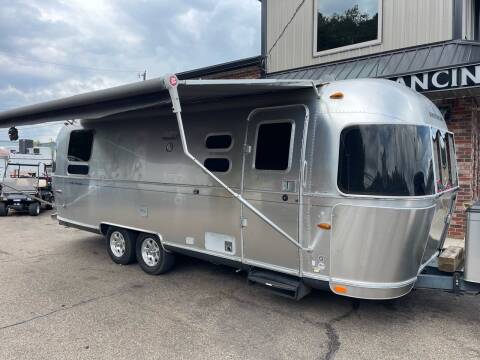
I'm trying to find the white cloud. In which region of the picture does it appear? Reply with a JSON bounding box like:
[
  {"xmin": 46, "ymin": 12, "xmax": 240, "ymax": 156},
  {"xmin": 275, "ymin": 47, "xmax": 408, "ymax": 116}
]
[{"xmin": 0, "ymin": 0, "xmax": 261, "ymax": 141}]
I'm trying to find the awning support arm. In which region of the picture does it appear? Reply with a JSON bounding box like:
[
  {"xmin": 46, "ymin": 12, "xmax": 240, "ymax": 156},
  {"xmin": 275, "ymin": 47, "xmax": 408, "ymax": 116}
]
[{"xmin": 164, "ymin": 75, "xmax": 314, "ymax": 253}]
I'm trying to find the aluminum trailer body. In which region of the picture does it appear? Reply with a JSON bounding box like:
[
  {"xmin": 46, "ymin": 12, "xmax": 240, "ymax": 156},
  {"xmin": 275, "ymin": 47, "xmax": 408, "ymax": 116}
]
[{"xmin": 0, "ymin": 76, "xmax": 474, "ymax": 300}]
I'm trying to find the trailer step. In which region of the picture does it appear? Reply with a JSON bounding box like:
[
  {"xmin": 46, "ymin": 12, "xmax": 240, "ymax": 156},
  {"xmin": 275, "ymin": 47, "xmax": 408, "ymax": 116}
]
[{"xmin": 247, "ymin": 269, "xmax": 311, "ymax": 300}]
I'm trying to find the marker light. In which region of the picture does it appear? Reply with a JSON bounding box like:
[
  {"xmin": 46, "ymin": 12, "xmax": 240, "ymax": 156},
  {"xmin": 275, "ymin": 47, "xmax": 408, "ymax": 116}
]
[
  {"xmin": 317, "ymin": 223, "xmax": 332, "ymax": 230},
  {"xmin": 334, "ymin": 285, "xmax": 348, "ymax": 294},
  {"xmin": 330, "ymin": 92, "xmax": 344, "ymax": 100},
  {"xmin": 169, "ymin": 75, "xmax": 178, "ymax": 87}
]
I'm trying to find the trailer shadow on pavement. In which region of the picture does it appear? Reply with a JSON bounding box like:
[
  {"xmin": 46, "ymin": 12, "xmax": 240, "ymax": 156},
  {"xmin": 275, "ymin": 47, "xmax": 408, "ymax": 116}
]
[{"xmin": 0, "ymin": 212, "xmax": 479, "ymax": 360}]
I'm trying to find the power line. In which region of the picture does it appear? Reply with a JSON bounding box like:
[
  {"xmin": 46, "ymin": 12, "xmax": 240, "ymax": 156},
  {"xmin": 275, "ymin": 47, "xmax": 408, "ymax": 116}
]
[
  {"xmin": 0, "ymin": 51, "xmax": 144, "ymax": 74},
  {"xmin": 267, "ymin": 0, "xmax": 306, "ymax": 57}
]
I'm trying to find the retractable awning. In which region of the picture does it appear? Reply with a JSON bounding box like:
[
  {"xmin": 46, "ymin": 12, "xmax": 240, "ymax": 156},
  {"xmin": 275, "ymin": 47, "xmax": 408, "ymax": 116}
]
[
  {"xmin": 0, "ymin": 76, "xmax": 316, "ymax": 127},
  {"xmin": 0, "ymin": 74, "xmax": 321, "ymax": 257}
]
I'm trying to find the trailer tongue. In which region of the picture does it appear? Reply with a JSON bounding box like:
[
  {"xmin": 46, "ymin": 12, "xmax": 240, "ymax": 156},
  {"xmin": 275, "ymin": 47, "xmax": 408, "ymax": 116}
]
[{"xmin": 416, "ymin": 202, "xmax": 480, "ymax": 295}]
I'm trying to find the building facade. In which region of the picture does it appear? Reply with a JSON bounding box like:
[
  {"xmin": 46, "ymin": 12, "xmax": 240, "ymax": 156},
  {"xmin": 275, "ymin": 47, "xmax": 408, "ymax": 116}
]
[
  {"xmin": 177, "ymin": 56, "xmax": 263, "ymax": 80},
  {"xmin": 260, "ymin": 0, "xmax": 480, "ymax": 239}
]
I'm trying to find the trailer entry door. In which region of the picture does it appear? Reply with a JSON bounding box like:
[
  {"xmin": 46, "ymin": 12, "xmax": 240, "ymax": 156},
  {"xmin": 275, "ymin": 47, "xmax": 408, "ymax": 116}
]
[{"xmin": 242, "ymin": 105, "xmax": 307, "ymax": 274}]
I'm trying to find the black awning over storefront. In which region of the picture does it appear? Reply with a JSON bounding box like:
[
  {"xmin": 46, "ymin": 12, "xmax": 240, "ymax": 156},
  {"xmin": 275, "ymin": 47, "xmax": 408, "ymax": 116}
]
[{"xmin": 268, "ymin": 40, "xmax": 480, "ymax": 96}]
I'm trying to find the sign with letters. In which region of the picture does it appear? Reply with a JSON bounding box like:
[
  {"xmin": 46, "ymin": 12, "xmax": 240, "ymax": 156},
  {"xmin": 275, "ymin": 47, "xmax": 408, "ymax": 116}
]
[{"xmin": 391, "ymin": 64, "xmax": 480, "ymax": 92}]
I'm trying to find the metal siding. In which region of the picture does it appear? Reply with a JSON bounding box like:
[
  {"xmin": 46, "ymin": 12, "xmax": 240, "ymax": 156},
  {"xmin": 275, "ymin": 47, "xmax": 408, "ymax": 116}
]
[{"xmin": 267, "ymin": 0, "xmax": 453, "ymax": 73}]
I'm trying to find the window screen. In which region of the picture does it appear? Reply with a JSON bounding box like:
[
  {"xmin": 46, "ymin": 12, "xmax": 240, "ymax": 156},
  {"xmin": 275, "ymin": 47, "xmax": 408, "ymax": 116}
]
[
  {"xmin": 68, "ymin": 130, "xmax": 94, "ymax": 162},
  {"xmin": 254, "ymin": 122, "xmax": 293, "ymax": 171},
  {"xmin": 206, "ymin": 134, "xmax": 232, "ymax": 150},
  {"xmin": 204, "ymin": 158, "xmax": 230, "ymax": 173}
]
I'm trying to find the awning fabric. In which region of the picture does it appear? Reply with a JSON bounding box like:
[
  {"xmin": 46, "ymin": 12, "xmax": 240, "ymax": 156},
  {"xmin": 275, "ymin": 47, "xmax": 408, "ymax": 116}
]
[{"xmin": 0, "ymin": 77, "xmax": 315, "ymax": 127}]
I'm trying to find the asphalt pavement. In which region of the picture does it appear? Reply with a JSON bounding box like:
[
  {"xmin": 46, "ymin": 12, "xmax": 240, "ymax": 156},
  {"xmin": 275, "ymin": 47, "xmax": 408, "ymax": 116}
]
[{"xmin": 0, "ymin": 211, "xmax": 479, "ymax": 360}]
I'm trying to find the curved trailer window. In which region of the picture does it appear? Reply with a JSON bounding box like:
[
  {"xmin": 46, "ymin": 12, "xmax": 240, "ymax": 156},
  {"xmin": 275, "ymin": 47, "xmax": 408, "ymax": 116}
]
[
  {"xmin": 432, "ymin": 131, "xmax": 458, "ymax": 192},
  {"xmin": 338, "ymin": 125, "xmax": 435, "ymax": 196}
]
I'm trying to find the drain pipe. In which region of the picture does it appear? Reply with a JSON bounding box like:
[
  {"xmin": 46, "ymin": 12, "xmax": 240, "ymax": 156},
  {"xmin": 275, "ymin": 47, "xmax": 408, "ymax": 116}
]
[{"xmin": 164, "ymin": 75, "xmax": 313, "ymax": 252}]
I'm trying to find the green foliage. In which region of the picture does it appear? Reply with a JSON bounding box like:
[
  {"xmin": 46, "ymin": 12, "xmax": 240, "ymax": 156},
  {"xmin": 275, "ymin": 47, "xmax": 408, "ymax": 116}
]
[{"xmin": 317, "ymin": 5, "xmax": 378, "ymax": 52}]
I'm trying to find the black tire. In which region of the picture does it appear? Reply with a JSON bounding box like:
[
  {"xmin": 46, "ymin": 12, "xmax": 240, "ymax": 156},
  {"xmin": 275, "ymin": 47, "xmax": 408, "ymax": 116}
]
[
  {"xmin": 28, "ymin": 202, "xmax": 40, "ymax": 216},
  {"xmin": 106, "ymin": 227, "xmax": 136, "ymax": 265},
  {"xmin": 0, "ymin": 203, "xmax": 7, "ymax": 217},
  {"xmin": 136, "ymin": 233, "xmax": 175, "ymax": 275}
]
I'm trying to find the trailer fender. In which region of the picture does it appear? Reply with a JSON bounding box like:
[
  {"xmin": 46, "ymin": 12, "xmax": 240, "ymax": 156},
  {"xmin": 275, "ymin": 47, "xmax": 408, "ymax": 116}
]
[{"xmin": 99, "ymin": 222, "xmax": 172, "ymax": 253}]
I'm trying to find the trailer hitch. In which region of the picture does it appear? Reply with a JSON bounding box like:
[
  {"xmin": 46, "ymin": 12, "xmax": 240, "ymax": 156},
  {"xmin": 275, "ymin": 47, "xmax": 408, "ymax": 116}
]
[{"xmin": 415, "ymin": 266, "xmax": 480, "ymax": 295}]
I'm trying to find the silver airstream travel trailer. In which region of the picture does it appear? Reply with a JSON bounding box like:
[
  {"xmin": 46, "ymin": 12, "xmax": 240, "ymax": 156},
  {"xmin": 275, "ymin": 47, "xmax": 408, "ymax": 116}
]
[{"xmin": 0, "ymin": 75, "xmax": 478, "ymax": 300}]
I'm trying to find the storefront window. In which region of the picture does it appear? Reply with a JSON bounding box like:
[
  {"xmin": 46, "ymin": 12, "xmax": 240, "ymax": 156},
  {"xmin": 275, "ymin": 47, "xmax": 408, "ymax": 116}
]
[
  {"xmin": 316, "ymin": 0, "xmax": 380, "ymax": 53},
  {"xmin": 338, "ymin": 125, "xmax": 435, "ymax": 196}
]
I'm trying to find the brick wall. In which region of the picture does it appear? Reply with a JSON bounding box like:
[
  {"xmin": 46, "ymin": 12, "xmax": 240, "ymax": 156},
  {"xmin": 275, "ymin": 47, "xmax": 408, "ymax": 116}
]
[{"xmin": 435, "ymin": 97, "xmax": 479, "ymax": 239}]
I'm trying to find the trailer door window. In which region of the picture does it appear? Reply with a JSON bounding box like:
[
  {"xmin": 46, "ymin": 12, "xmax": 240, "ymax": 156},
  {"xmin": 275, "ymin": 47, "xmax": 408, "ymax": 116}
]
[
  {"xmin": 68, "ymin": 130, "xmax": 94, "ymax": 162},
  {"xmin": 254, "ymin": 121, "xmax": 293, "ymax": 171},
  {"xmin": 338, "ymin": 125, "xmax": 435, "ymax": 196}
]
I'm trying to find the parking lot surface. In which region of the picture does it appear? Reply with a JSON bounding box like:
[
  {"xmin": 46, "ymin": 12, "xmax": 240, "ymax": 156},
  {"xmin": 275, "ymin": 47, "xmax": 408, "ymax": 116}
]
[{"xmin": 0, "ymin": 211, "xmax": 479, "ymax": 360}]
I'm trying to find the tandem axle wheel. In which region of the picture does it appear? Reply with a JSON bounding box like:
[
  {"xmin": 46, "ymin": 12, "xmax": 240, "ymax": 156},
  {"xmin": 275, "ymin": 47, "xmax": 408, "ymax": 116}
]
[{"xmin": 104, "ymin": 226, "xmax": 175, "ymax": 275}]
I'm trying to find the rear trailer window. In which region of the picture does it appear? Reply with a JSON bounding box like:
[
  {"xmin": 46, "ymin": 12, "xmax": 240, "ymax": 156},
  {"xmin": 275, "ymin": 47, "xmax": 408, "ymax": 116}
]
[{"xmin": 338, "ymin": 125, "xmax": 435, "ymax": 196}]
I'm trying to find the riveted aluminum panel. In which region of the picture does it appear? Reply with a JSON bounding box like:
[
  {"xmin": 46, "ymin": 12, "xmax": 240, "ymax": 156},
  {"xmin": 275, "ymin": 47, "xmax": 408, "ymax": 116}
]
[{"xmin": 331, "ymin": 204, "xmax": 436, "ymax": 285}]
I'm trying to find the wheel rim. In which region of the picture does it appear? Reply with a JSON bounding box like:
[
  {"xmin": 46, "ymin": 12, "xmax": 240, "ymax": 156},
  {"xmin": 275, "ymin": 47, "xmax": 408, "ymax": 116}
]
[
  {"xmin": 141, "ymin": 238, "xmax": 161, "ymax": 267},
  {"xmin": 110, "ymin": 231, "xmax": 126, "ymax": 258},
  {"xmin": 35, "ymin": 204, "xmax": 40, "ymax": 215}
]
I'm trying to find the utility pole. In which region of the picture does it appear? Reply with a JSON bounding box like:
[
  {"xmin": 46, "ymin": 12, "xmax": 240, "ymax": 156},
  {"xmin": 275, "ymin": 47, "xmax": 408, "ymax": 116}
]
[{"xmin": 139, "ymin": 70, "xmax": 147, "ymax": 81}]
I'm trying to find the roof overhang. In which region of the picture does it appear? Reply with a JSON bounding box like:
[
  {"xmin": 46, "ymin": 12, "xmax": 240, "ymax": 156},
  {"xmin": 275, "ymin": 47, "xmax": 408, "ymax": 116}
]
[
  {"xmin": 0, "ymin": 76, "xmax": 316, "ymax": 127},
  {"xmin": 269, "ymin": 40, "xmax": 480, "ymax": 98}
]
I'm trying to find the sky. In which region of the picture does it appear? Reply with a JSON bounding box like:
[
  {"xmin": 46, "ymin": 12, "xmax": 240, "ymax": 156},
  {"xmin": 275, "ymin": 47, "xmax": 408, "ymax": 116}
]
[{"xmin": 0, "ymin": 0, "xmax": 261, "ymax": 142}]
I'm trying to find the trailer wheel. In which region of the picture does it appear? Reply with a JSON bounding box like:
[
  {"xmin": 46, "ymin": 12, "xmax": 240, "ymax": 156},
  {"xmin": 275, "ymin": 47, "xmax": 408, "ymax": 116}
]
[
  {"xmin": 106, "ymin": 227, "xmax": 136, "ymax": 265},
  {"xmin": 136, "ymin": 233, "xmax": 174, "ymax": 275},
  {"xmin": 28, "ymin": 202, "xmax": 40, "ymax": 216},
  {"xmin": 0, "ymin": 203, "xmax": 7, "ymax": 217}
]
